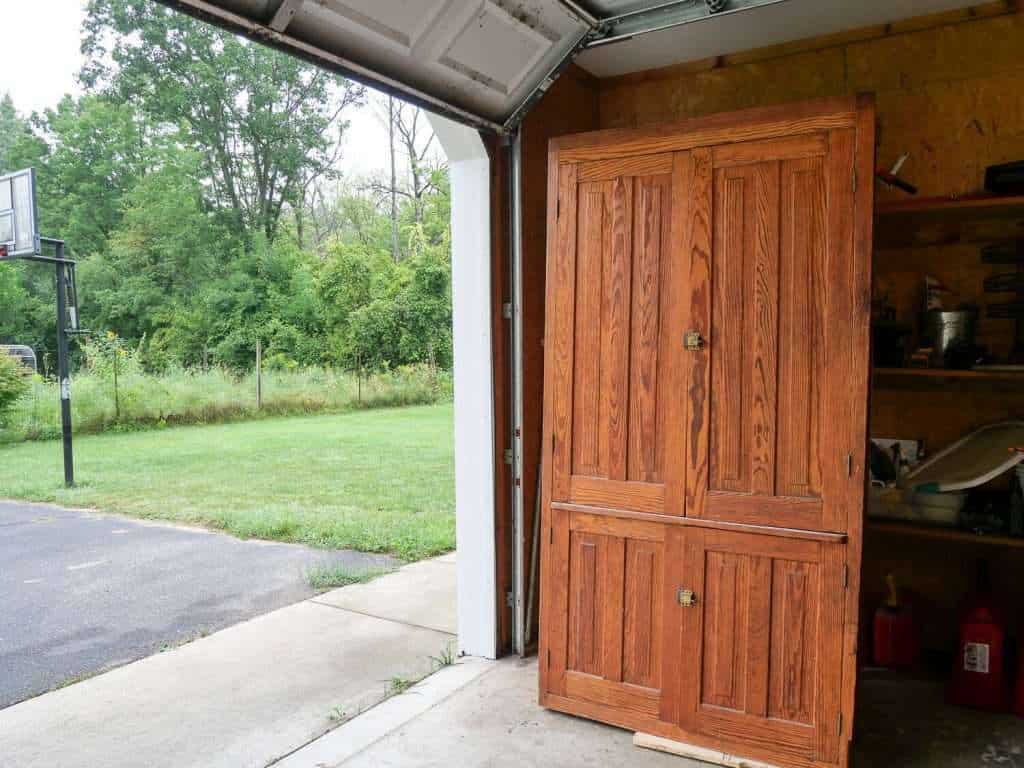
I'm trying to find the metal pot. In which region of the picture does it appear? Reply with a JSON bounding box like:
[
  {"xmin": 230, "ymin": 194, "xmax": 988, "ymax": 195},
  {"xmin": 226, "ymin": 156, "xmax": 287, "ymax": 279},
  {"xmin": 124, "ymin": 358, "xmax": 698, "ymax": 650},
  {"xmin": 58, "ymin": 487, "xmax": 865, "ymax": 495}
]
[{"xmin": 921, "ymin": 309, "xmax": 977, "ymax": 368}]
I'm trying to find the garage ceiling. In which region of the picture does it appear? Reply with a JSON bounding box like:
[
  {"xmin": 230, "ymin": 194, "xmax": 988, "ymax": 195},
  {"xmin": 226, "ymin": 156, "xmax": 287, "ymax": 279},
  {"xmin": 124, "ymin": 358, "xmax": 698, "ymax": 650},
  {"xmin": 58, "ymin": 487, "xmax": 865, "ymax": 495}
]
[{"xmin": 157, "ymin": 0, "xmax": 990, "ymax": 131}]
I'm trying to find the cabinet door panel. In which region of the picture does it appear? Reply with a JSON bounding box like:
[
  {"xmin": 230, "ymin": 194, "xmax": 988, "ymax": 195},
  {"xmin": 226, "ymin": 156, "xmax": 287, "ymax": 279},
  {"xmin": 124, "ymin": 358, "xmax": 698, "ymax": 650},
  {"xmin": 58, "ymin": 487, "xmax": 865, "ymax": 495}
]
[
  {"xmin": 686, "ymin": 131, "xmax": 863, "ymax": 533},
  {"xmin": 678, "ymin": 529, "xmax": 845, "ymax": 765},
  {"xmin": 548, "ymin": 154, "xmax": 689, "ymax": 515},
  {"xmin": 546, "ymin": 510, "xmax": 665, "ymax": 717}
]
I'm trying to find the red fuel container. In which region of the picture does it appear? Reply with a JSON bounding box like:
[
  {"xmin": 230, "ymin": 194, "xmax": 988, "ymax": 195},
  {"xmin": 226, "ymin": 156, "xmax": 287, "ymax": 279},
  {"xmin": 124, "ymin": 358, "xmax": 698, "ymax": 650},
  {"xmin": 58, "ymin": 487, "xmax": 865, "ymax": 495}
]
[
  {"xmin": 873, "ymin": 574, "xmax": 916, "ymax": 668},
  {"xmin": 950, "ymin": 562, "xmax": 1008, "ymax": 712}
]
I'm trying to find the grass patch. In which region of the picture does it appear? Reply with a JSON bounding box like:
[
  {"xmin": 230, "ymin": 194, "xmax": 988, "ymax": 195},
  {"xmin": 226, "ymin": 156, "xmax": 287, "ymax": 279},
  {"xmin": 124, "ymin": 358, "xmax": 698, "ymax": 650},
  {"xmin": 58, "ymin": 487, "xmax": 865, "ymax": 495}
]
[
  {"xmin": 306, "ymin": 564, "xmax": 393, "ymax": 590},
  {"xmin": 0, "ymin": 403, "xmax": 455, "ymax": 561},
  {"xmin": 388, "ymin": 676, "xmax": 414, "ymax": 695}
]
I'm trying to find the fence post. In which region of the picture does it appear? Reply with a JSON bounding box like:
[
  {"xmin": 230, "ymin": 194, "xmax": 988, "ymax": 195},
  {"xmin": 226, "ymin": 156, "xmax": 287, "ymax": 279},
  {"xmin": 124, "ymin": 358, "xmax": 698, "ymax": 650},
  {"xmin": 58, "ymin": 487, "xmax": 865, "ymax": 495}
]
[{"xmin": 256, "ymin": 337, "xmax": 262, "ymax": 410}]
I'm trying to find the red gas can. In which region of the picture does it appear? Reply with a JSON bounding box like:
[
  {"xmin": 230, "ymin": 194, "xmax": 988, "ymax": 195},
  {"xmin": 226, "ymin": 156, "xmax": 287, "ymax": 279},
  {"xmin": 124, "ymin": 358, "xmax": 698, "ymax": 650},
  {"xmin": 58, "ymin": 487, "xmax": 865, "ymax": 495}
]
[
  {"xmin": 950, "ymin": 561, "xmax": 1008, "ymax": 712},
  {"xmin": 873, "ymin": 574, "xmax": 916, "ymax": 668}
]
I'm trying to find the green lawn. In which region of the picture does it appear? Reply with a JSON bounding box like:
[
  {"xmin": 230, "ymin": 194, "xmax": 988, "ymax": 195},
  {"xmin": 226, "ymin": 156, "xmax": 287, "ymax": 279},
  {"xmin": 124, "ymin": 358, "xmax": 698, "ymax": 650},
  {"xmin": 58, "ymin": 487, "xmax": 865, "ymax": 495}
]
[{"xmin": 0, "ymin": 403, "xmax": 455, "ymax": 561}]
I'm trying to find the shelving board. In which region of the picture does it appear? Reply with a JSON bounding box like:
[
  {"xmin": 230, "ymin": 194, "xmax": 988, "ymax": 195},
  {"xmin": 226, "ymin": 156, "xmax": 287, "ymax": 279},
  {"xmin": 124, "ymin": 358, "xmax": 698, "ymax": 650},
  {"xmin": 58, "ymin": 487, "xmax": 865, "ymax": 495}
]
[
  {"xmin": 874, "ymin": 194, "xmax": 1024, "ymax": 248},
  {"xmin": 868, "ymin": 519, "xmax": 1024, "ymax": 549}
]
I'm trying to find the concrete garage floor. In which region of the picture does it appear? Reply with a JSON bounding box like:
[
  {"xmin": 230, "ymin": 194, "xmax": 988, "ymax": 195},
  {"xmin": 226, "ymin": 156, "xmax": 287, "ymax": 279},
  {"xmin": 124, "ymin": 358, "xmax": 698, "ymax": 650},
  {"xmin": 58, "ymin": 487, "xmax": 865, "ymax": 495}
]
[
  {"xmin": 281, "ymin": 659, "xmax": 1024, "ymax": 767},
  {"xmin": 0, "ymin": 500, "xmax": 399, "ymax": 707},
  {"xmin": 0, "ymin": 552, "xmax": 457, "ymax": 768}
]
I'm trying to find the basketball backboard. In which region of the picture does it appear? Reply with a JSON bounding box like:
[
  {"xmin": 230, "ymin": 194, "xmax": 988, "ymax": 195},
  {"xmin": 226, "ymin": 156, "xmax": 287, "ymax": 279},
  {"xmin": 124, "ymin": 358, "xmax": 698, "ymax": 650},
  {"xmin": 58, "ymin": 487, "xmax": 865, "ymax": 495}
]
[{"xmin": 0, "ymin": 168, "xmax": 40, "ymax": 259}]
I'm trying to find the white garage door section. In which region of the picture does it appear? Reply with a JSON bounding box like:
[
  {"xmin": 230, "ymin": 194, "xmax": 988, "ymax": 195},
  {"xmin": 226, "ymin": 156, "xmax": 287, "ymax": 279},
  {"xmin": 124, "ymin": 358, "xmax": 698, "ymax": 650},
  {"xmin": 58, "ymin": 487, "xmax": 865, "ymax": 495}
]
[
  {"xmin": 158, "ymin": 0, "xmax": 590, "ymax": 131},
  {"xmin": 160, "ymin": 0, "xmax": 988, "ymax": 131}
]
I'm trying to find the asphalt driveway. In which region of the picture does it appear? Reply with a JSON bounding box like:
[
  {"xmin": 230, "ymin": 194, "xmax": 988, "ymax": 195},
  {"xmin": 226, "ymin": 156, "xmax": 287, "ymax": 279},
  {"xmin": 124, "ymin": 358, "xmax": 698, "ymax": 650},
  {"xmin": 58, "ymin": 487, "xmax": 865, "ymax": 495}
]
[{"xmin": 0, "ymin": 500, "xmax": 399, "ymax": 708}]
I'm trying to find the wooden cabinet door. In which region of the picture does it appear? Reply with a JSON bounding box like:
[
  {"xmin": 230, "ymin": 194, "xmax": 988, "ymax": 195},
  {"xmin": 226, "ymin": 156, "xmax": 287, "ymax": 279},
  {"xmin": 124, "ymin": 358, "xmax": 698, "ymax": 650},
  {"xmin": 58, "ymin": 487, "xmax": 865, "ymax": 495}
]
[
  {"xmin": 545, "ymin": 152, "xmax": 689, "ymax": 516},
  {"xmin": 542, "ymin": 508, "xmax": 669, "ymax": 717},
  {"xmin": 684, "ymin": 131, "xmax": 870, "ymax": 533},
  {"xmin": 670, "ymin": 529, "xmax": 847, "ymax": 767},
  {"xmin": 541, "ymin": 99, "xmax": 873, "ymax": 768}
]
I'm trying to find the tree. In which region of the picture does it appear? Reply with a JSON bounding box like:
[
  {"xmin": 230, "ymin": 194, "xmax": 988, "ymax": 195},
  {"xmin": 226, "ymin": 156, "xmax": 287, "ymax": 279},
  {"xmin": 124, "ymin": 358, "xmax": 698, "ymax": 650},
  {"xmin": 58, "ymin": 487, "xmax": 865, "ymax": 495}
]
[
  {"xmin": 367, "ymin": 97, "xmax": 446, "ymax": 261},
  {"xmin": 0, "ymin": 94, "xmax": 32, "ymax": 173},
  {"xmin": 82, "ymin": 0, "xmax": 365, "ymax": 245}
]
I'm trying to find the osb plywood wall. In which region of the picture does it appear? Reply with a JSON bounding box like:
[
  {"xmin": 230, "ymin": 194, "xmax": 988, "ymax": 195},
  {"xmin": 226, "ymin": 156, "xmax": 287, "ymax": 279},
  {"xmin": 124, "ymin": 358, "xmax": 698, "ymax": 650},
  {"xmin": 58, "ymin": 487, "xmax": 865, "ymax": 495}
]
[
  {"xmin": 594, "ymin": 3, "xmax": 1024, "ymax": 641},
  {"xmin": 598, "ymin": 3, "xmax": 1024, "ymax": 203},
  {"xmin": 600, "ymin": 3, "xmax": 1024, "ymax": 451}
]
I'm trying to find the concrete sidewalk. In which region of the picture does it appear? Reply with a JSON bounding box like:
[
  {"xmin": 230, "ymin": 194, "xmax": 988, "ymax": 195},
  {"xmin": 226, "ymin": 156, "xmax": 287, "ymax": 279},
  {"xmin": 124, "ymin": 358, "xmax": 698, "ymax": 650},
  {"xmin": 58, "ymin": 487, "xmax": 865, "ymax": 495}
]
[
  {"xmin": 0, "ymin": 553, "xmax": 457, "ymax": 768},
  {"xmin": 275, "ymin": 656, "xmax": 687, "ymax": 768}
]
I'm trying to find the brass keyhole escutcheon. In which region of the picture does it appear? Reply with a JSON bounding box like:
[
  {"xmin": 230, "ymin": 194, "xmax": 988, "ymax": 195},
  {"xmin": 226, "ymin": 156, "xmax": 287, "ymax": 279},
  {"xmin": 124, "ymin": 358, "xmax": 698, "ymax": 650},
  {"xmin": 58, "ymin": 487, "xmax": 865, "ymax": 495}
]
[
  {"xmin": 683, "ymin": 331, "xmax": 705, "ymax": 351},
  {"xmin": 677, "ymin": 588, "xmax": 698, "ymax": 607}
]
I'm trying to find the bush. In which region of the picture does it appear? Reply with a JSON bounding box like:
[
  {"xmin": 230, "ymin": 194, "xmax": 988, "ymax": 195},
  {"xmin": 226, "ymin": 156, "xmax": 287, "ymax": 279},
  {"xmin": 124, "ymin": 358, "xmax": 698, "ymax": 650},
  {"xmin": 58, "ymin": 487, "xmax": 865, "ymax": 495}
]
[
  {"xmin": 2, "ymin": 363, "xmax": 452, "ymax": 442},
  {"xmin": 0, "ymin": 354, "xmax": 30, "ymax": 425}
]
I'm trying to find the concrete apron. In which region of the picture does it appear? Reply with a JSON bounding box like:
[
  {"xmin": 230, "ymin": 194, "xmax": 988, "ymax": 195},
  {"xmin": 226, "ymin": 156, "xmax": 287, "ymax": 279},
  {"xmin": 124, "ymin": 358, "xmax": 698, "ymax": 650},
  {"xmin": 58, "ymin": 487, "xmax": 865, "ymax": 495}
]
[{"xmin": 0, "ymin": 555, "xmax": 457, "ymax": 768}]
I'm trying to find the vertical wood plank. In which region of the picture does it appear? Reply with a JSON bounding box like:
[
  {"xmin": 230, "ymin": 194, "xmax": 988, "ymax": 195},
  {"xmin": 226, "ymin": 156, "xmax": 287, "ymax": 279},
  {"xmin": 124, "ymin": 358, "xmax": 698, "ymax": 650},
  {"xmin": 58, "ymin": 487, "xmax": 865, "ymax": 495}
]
[
  {"xmin": 549, "ymin": 163, "xmax": 578, "ymax": 501},
  {"xmin": 601, "ymin": 177, "xmax": 634, "ymax": 481},
  {"xmin": 816, "ymin": 542, "xmax": 846, "ymax": 764},
  {"xmin": 701, "ymin": 552, "xmax": 747, "ymax": 709},
  {"xmin": 629, "ymin": 176, "xmax": 666, "ymax": 483},
  {"xmin": 777, "ymin": 158, "xmax": 826, "ymax": 499},
  {"xmin": 684, "ymin": 149, "xmax": 712, "ymax": 518},
  {"xmin": 767, "ymin": 558, "xmax": 817, "ymax": 725},
  {"xmin": 748, "ymin": 161, "xmax": 781, "ymax": 496},
  {"xmin": 603, "ymin": 535, "xmax": 626, "ymax": 683},
  {"xmin": 745, "ymin": 554, "xmax": 773, "ymax": 718},
  {"xmin": 570, "ymin": 533, "xmax": 605, "ymax": 675},
  {"xmin": 663, "ymin": 152, "xmax": 694, "ymax": 517},
  {"xmin": 541, "ymin": 506, "xmax": 571, "ymax": 697},
  {"xmin": 573, "ymin": 182, "xmax": 606, "ymax": 477},
  {"xmin": 822, "ymin": 128, "xmax": 857, "ymax": 534},
  {"xmin": 659, "ymin": 524, "xmax": 686, "ymax": 724},
  {"xmin": 678, "ymin": 528, "xmax": 706, "ymax": 731},
  {"xmin": 711, "ymin": 168, "xmax": 747, "ymax": 492},
  {"xmin": 623, "ymin": 539, "xmax": 663, "ymax": 689}
]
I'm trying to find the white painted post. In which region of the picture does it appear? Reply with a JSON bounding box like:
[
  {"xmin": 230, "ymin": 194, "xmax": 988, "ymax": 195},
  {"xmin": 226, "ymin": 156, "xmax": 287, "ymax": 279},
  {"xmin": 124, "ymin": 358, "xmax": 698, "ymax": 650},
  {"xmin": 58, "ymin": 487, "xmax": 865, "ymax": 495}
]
[{"xmin": 428, "ymin": 113, "xmax": 498, "ymax": 660}]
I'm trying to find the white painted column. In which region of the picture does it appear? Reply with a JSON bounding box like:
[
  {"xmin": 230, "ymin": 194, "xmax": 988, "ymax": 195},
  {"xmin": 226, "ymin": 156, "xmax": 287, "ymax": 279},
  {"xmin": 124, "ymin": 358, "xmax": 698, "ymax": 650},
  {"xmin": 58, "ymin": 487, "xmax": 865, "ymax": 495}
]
[{"xmin": 428, "ymin": 114, "xmax": 497, "ymax": 659}]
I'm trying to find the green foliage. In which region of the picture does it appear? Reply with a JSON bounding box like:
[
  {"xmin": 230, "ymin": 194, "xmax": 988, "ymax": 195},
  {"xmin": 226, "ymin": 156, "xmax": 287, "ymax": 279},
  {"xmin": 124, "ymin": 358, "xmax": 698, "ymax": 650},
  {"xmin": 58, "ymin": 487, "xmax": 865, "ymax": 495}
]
[
  {"xmin": 3, "ymin": 364, "xmax": 450, "ymax": 442},
  {"xmin": 83, "ymin": 0, "xmax": 364, "ymax": 244},
  {"xmin": 0, "ymin": 354, "xmax": 30, "ymax": 425},
  {"xmin": 0, "ymin": 5, "xmax": 453, "ymax": 384}
]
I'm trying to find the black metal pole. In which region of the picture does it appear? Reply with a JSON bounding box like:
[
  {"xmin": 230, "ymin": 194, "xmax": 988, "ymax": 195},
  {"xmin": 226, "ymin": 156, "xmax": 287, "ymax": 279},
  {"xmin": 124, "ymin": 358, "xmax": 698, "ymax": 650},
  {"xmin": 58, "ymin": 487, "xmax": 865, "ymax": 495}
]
[{"xmin": 54, "ymin": 242, "xmax": 74, "ymax": 487}]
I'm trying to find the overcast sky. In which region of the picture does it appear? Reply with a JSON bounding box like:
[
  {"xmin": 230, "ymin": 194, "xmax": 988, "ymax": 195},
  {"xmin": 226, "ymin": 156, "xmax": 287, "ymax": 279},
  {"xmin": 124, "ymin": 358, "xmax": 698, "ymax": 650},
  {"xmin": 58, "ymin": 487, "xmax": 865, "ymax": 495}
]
[{"xmin": 0, "ymin": 0, "xmax": 404, "ymax": 178}]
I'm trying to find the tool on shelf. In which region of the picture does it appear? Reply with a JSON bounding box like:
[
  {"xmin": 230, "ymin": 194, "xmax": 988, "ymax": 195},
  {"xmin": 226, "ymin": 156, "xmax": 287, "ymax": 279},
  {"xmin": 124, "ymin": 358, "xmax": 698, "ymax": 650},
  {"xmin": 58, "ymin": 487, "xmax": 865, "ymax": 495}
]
[
  {"xmin": 982, "ymin": 240, "xmax": 1024, "ymax": 363},
  {"xmin": 876, "ymin": 152, "xmax": 918, "ymax": 195}
]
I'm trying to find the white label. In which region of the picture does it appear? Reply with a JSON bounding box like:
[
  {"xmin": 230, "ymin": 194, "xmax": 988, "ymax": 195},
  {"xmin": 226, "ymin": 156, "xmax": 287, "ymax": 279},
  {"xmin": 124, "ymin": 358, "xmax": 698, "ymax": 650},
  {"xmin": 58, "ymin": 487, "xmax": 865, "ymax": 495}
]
[
  {"xmin": 963, "ymin": 642, "xmax": 990, "ymax": 674},
  {"xmin": 60, "ymin": 378, "xmax": 70, "ymax": 400}
]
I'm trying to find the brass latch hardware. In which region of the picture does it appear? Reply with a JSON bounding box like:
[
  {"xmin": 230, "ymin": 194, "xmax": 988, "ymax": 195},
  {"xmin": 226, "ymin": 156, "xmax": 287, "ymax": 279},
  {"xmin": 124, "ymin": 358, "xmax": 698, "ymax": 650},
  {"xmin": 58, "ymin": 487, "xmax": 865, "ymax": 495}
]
[
  {"xmin": 683, "ymin": 331, "xmax": 706, "ymax": 352},
  {"xmin": 677, "ymin": 588, "xmax": 698, "ymax": 607}
]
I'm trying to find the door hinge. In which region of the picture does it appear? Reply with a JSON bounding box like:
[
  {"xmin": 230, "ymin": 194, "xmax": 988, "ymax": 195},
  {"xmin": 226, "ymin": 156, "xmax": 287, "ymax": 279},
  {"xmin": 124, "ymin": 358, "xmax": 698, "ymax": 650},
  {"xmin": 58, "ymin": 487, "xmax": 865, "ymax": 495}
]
[
  {"xmin": 551, "ymin": 432, "xmax": 556, "ymax": 454},
  {"xmin": 547, "ymin": 649, "xmax": 551, "ymax": 668},
  {"xmin": 503, "ymin": 448, "xmax": 514, "ymax": 465},
  {"xmin": 557, "ymin": 198, "xmax": 561, "ymax": 219},
  {"xmin": 502, "ymin": 302, "xmax": 513, "ymax": 320},
  {"xmin": 549, "ymin": 525, "xmax": 554, "ymax": 545},
  {"xmin": 842, "ymin": 564, "xmax": 849, "ymax": 589},
  {"xmin": 506, "ymin": 591, "xmax": 514, "ymax": 608},
  {"xmin": 852, "ymin": 169, "xmax": 857, "ymax": 193},
  {"xmin": 838, "ymin": 712, "xmax": 843, "ymax": 734},
  {"xmin": 846, "ymin": 453, "xmax": 853, "ymax": 477}
]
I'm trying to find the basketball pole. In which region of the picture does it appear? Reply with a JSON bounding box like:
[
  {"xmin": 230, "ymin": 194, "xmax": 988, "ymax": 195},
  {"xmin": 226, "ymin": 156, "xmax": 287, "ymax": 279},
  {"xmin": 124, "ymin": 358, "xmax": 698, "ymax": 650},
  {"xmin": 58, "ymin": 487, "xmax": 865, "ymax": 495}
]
[{"xmin": 54, "ymin": 242, "xmax": 74, "ymax": 487}]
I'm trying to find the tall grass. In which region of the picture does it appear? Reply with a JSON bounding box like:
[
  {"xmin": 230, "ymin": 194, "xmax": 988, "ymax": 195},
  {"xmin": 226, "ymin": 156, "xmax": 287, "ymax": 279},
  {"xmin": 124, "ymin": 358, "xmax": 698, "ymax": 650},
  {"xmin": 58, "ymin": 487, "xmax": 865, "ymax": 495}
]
[{"xmin": 3, "ymin": 364, "xmax": 451, "ymax": 443}]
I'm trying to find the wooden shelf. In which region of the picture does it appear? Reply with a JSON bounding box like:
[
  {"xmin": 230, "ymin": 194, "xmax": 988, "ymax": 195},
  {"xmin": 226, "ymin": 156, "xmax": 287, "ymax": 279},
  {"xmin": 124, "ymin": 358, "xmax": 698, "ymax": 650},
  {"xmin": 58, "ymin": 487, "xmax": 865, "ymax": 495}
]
[
  {"xmin": 874, "ymin": 193, "xmax": 1024, "ymax": 248},
  {"xmin": 873, "ymin": 367, "xmax": 1024, "ymax": 386},
  {"xmin": 868, "ymin": 519, "xmax": 1024, "ymax": 549}
]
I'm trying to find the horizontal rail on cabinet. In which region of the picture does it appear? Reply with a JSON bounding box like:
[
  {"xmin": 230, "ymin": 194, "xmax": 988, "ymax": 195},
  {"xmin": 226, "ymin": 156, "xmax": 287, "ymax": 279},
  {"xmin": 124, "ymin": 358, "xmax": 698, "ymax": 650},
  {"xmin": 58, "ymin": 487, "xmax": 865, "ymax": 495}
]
[{"xmin": 549, "ymin": 501, "xmax": 848, "ymax": 543}]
